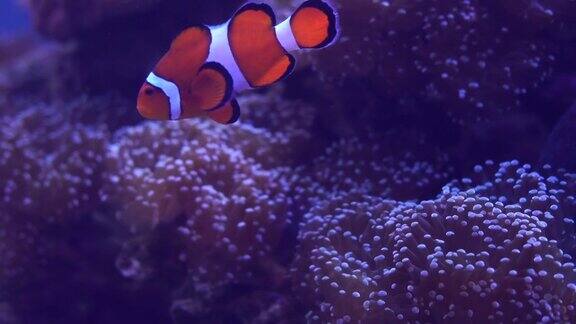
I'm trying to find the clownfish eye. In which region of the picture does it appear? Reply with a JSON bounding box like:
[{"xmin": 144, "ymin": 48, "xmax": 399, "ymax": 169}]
[{"xmin": 144, "ymin": 88, "xmax": 154, "ymax": 96}]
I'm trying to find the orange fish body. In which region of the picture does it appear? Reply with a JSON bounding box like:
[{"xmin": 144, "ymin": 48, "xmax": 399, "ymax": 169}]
[{"xmin": 137, "ymin": 0, "xmax": 339, "ymax": 124}]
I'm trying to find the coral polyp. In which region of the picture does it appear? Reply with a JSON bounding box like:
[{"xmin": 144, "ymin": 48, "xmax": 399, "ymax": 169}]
[
  {"xmin": 0, "ymin": 103, "xmax": 108, "ymax": 222},
  {"xmin": 310, "ymin": 0, "xmax": 565, "ymax": 123},
  {"xmin": 294, "ymin": 162, "xmax": 576, "ymax": 323}
]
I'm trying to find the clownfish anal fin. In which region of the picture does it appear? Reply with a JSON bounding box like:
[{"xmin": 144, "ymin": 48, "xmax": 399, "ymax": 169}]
[
  {"xmin": 190, "ymin": 62, "xmax": 233, "ymax": 111},
  {"xmin": 228, "ymin": 3, "xmax": 295, "ymax": 88},
  {"xmin": 207, "ymin": 98, "xmax": 241, "ymax": 124}
]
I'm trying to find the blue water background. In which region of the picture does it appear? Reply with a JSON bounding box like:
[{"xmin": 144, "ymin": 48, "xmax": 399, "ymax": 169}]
[{"xmin": 0, "ymin": 0, "xmax": 31, "ymax": 35}]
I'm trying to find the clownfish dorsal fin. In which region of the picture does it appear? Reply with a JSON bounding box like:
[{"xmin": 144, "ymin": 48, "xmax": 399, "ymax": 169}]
[
  {"xmin": 207, "ymin": 98, "xmax": 241, "ymax": 124},
  {"xmin": 190, "ymin": 62, "xmax": 233, "ymax": 111},
  {"xmin": 171, "ymin": 25, "xmax": 212, "ymax": 51},
  {"xmin": 228, "ymin": 3, "xmax": 295, "ymax": 88},
  {"xmin": 156, "ymin": 25, "xmax": 212, "ymax": 80},
  {"xmin": 289, "ymin": 0, "xmax": 339, "ymax": 49}
]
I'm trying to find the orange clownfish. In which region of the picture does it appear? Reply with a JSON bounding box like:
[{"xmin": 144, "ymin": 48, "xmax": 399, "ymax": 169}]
[{"xmin": 136, "ymin": 0, "xmax": 339, "ymax": 124}]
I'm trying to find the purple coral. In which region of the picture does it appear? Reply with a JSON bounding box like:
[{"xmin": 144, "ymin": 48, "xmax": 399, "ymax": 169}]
[
  {"xmin": 541, "ymin": 103, "xmax": 576, "ymax": 172},
  {"xmin": 0, "ymin": 211, "xmax": 44, "ymax": 289},
  {"xmin": 0, "ymin": 100, "xmax": 109, "ymax": 308},
  {"xmin": 296, "ymin": 132, "xmax": 454, "ymax": 205},
  {"xmin": 102, "ymin": 118, "xmax": 300, "ymax": 293},
  {"xmin": 310, "ymin": 0, "xmax": 564, "ymax": 122},
  {"xmin": 449, "ymin": 160, "xmax": 576, "ymax": 253},
  {"xmin": 294, "ymin": 161, "xmax": 576, "ymax": 322},
  {"xmin": 0, "ymin": 103, "xmax": 108, "ymax": 222}
]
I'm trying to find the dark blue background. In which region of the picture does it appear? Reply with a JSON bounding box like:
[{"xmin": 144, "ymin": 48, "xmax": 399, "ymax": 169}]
[{"xmin": 0, "ymin": 0, "xmax": 30, "ymax": 34}]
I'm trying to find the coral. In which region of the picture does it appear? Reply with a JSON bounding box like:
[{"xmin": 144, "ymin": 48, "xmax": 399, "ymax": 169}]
[
  {"xmin": 309, "ymin": 0, "xmax": 563, "ymax": 123},
  {"xmin": 20, "ymin": 0, "xmax": 246, "ymax": 96},
  {"xmin": 0, "ymin": 35, "xmax": 66, "ymax": 97},
  {"xmin": 21, "ymin": 0, "xmax": 161, "ymax": 39},
  {"xmin": 0, "ymin": 103, "xmax": 108, "ymax": 222},
  {"xmin": 296, "ymin": 131, "xmax": 455, "ymax": 205},
  {"xmin": 0, "ymin": 303, "xmax": 18, "ymax": 324},
  {"xmin": 237, "ymin": 87, "xmax": 319, "ymax": 166},
  {"xmin": 0, "ymin": 211, "xmax": 45, "ymax": 290},
  {"xmin": 540, "ymin": 103, "xmax": 576, "ymax": 172},
  {"xmin": 102, "ymin": 116, "xmax": 306, "ymax": 295},
  {"xmin": 0, "ymin": 100, "xmax": 112, "ymax": 313},
  {"xmin": 21, "ymin": 0, "xmax": 249, "ymax": 40},
  {"xmin": 294, "ymin": 161, "xmax": 576, "ymax": 323},
  {"xmin": 450, "ymin": 160, "xmax": 576, "ymax": 253},
  {"xmin": 493, "ymin": 0, "xmax": 576, "ymax": 32},
  {"xmin": 451, "ymin": 111, "xmax": 548, "ymax": 169},
  {"xmin": 172, "ymin": 289, "xmax": 300, "ymax": 323},
  {"xmin": 240, "ymin": 87, "xmax": 316, "ymax": 138}
]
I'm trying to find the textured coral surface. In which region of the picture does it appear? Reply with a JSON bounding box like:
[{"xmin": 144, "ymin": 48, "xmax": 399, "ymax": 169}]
[
  {"xmin": 103, "ymin": 119, "xmax": 295, "ymax": 292},
  {"xmin": 310, "ymin": 0, "xmax": 574, "ymax": 124},
  {"xmin": 294, "ymin": 161, "xmax": 576, "ymax": 323}
]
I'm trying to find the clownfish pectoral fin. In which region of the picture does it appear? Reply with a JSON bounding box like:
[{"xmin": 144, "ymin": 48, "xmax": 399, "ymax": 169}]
[
  {"xmin": 228, "ymin": 3, "xmax": 295, "ymax": 88},
  {"xmin": 290, "ymin": 0, "xmax": 339, "ymax": 49},
  {"xmin": 190, "ymin": 62, "xmax": 233, "ymax": 111},
  {"xmin": 156, "ymin": 25, "xmax": 212, "ymax": 78},
  {"xmin": 207, "ymin": 98, "xmax": 241, "ymax": 124}
]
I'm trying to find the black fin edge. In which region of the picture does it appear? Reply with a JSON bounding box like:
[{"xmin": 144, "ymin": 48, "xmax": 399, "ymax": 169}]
[
  {"xmin": 172, "ymin": 24, "xmax": 213, "ymax": 48},
  {"xmin": 233, "ymin": 3, "xmax": 277, "ymax": 26},
  {"xmin": 199, "ymin": 61, "xmax": 234, "ymax": 111},
  {"xmin": 292, "ymin": 0, "xmax": 339, "ymax": 49},
  {"xmin": 276, "ymin": 53, "xmax": 296, "ymax": 85},
  {"xmin": 226, "ymin": 98, "xmax": 241, "ymax": 124}
]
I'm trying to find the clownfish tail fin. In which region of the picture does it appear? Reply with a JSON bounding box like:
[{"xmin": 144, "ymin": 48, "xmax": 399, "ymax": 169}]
[{"xmin": 289, "ymin": 0, "xmax": 339, "ymax": 49}]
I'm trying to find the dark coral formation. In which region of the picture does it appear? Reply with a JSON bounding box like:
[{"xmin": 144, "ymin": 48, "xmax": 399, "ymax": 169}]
[
  {"xmin": 294, "ymin": 161, "xmax": 576, "ymax": 323},
  {"xmin": 451, "ymin": 111, "xmax": 548, "ymax": 169},
  {"xmin": 0, "ymin": 35, "xmax": 66, "ymax": 97},
  {"xmin": 0, "ymin": 103, "xmax": 108, "ymax": 222},
  {"xmin": 21, "ymin": 0, "xmax": 161, "ymax": 39},
  {"xmin": 309, "ymin": 0, "xmax": 574, "ymax": 123},
  {"xmin": 0, "ymin": 211, "xmax": 44, "ymax": 289},
  {"xmin": 495, "ymin": 0, "xmax": 576, "ymax": 32},
  {"xmin": 540, "ymin": 103, "xmax": 576, "ymax": 172},
  {"xmin": 452, "ymin": 160, "xmax": 576, "ymax": 253},
  {"xmin": 99, "ymin": 89, "xmax": 472, "ymax": 321},
  {"xmin": 21, "ymin": 0, "xmax": 246, "ymax": 40},
  {"xmin": 21, "ymin": 0, "xmax": 247, "ymax": 96},
  {"xmin": 0, "ymin": 100, "xmax": 113, "ymax": 321},
  {"xmin": 102, "ymin": 119, "xmax": 299, "ymax": 296},
  {"xmin": 100, "ymin": 93, "xmax": 323, "ymax": 321},
  {"xmin": 296, "ymin": 132, "xmax": 455, "ymax": 204}
]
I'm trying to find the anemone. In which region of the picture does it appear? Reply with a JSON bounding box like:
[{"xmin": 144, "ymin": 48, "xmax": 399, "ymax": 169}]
[
  {"xmin": 294, "ymin": 161, "xmax": 576, "ymax": 323},
  {"xmin": 0, "ymin": 104, "xmax": 108, "ymax": 222},
  {"xmin": 295, "ymin": 132, "xmax": 454, "ymax": 207},
  {"xmin": 0, "ymin": 211, "xmax": 43, "ymax": 290},
  {"xmin": 102, "ymin": 117, "xmax": 302, "ymax": 294},
  {"xmin": 309, "ymin": 0, "xmax": 567, "ymax": 123}
]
